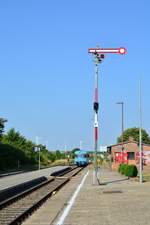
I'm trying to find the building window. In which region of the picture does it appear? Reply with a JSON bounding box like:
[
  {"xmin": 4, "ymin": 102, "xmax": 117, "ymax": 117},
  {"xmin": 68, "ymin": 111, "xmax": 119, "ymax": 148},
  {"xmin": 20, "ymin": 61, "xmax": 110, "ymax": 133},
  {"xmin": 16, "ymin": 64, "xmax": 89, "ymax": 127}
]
[{"xmin": 127, "ymin": 152, "xmax": 135, "ymax": 160}]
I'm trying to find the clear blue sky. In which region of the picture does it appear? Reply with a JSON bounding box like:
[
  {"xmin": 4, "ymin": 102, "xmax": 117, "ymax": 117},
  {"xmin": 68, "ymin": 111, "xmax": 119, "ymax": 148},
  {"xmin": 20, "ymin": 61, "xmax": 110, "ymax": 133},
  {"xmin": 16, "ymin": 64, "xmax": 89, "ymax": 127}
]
[{"xmin": 0, "ymin": 0, "xmax": 150, "ymax": 151}]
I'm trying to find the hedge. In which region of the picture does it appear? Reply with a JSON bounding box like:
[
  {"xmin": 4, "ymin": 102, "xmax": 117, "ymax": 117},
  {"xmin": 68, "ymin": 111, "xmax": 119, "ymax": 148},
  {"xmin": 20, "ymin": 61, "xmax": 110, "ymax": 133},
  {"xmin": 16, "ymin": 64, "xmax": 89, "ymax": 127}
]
[
  {"xmin": 0, "ymin": 143, "xmax": 36, "ymax": 171},
  {"xmin": 118, "ymin": 163, "xmax": 138, "ymax": 177}
]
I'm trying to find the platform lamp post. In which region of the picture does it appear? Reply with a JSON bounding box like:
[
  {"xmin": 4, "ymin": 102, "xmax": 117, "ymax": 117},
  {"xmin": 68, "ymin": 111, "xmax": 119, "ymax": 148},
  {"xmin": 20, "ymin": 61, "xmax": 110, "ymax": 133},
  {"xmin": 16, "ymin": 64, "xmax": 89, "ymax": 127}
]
[
  {"xmin": 116, "ymin": 102, "xmax": 124, "ymax": 163},
  {"xmin": 88, "ymin": 46, "xmax": 126, "ymax": 185}
]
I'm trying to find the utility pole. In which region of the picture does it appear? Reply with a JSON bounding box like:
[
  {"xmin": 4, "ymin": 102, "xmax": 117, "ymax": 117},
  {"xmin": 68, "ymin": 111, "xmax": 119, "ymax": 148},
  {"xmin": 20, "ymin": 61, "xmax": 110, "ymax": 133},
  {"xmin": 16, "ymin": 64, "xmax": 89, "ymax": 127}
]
[
  {"xmin": 80, "ymin": 140, "xmax": 82, "ymax": 150},
  {"xmin": 116, "ymin": 102, "xmax": 124, "ymax": 163},
  {"xmin": 88, "ymin": 46, "xmax": 126, "ymax": 185},
  {"xmin": 36, "ymin": 136, "xmax": 40, "ymax": 171},
  {"xmin": 45, "ymin": 141, "xmax": 48, "ymax": 150},
  {"xmin": 139, "ymin": 79, "xmax": 143, "ymax": 183},
  {"xmin": 64, "ymin": 144, "xmax": 67, "ymax": 159},
  {"xmin": 65, "ymin": 144, "xmax": 67, "ymax": 153}
]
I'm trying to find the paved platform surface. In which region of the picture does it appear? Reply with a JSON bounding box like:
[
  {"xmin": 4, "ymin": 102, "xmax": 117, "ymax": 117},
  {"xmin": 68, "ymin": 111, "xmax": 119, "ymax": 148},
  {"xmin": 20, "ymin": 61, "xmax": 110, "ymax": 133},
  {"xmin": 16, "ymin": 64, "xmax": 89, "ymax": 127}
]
[
  {"xmin": 21, "ymin": 166, "xmax": 150, "ymax": 225},
  {"xmin": 60, "ymin": 168, "xmax": 150, "ymax": 225},
  {"xmin": 0, "ymin": 166, "xmax": 69, "ymax": 191}
]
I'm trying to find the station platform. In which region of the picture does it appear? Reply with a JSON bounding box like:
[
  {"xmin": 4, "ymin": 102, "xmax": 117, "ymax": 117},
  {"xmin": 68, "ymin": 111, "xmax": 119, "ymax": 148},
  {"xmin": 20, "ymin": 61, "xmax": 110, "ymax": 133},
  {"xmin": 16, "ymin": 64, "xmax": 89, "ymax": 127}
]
[
  {"xmin": 56, "ymin": 166, "xmax": 150, "ymax": 225},
  {"xmin": 0, "ymin": 166, "xmax": 69, "ymax": 191},
  {"xmin": 23, "ymin": 166, "xmax": 150, "ymax": 225}
]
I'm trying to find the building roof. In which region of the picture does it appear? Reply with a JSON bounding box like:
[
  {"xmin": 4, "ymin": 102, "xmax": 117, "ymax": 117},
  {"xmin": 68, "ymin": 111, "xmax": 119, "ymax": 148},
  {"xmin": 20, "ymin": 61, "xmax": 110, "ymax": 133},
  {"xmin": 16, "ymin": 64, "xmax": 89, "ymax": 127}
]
[{"xmin": 107, "ymin": 140, "xmax": 150, "ymax": 148}]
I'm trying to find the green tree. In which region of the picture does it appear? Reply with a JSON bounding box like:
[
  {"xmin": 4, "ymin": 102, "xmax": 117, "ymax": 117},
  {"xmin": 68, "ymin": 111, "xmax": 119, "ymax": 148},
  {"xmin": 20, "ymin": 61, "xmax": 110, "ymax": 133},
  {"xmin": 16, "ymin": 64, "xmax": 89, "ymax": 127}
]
[
  {"xmin": 37, "ymin": 144, "xmax": 50, "ymax": 165},
  {"xmin": 0, "ymin": 143, "xmax": 31, "ymax": 170},
  {"xmin": 71, "ymin": 148, "xmax": 80, "ymax": 159},
  {"xmin": 48, "ymin": 151, "xmax": 56, "ymax": 162},
  {"xmin": 55, "ymin": 150, "xmax": 62, "ymax": 160},
  {"xmin": 1, "ymin": 128, "xmax": 71, "ymax": 169},
  {"xmin": 2, "ymin": 128, "xmax": 26, "ymax": 149},
  {"xmin": 24, "ymin": 140, "xmax": 36, "ymax": 159},
  {"xmin": 117, "ymin": 127, "xmax": 150, "ymax": 144},
  {"xmin": 2, "ymin": 128, "xmax": 36, "ymax": 164},
  {"xmin": 0, "ymin": 118, "xmax": 7, "ymax": 141}
]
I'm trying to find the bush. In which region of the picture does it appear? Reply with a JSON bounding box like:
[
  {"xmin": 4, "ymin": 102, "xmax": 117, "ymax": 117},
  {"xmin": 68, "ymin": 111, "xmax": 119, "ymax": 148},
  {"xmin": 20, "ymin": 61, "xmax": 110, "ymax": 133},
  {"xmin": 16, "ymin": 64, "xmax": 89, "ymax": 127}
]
[
  {"xmin": 125, "ymin": 165, "xmax": 138, "ymax": 177},
  {"xmin": 0, "ymin": 143, "xmax": 36, "ymax": 171},
  {"xmin": 118, "ymin": 163, "xmax": 138, "ymax": 177},
  {"xmin": 118, "ymin": 164, "xmax": 123, "ymax": 173},
  {"xmin": 121, "ymin": 164, "xmax": 128, "ymax": 175}
]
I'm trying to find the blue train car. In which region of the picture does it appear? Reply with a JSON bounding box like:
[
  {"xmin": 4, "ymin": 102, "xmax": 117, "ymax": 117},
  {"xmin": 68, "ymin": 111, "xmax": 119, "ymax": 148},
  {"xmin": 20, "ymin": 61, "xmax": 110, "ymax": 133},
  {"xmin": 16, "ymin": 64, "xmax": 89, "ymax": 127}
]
[{"xmin": 74, "ymin": 150, "xmax": 89, "ymax": 167}]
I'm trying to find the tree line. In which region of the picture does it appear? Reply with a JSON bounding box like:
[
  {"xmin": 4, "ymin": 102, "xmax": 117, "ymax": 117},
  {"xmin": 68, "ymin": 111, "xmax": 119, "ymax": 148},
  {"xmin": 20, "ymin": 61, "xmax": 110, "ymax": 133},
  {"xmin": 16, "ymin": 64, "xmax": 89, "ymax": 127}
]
[
  {"xmin": 0, "ymin": 118, "xmax": 66, "ymax": 171},
  {"xmin": 1, "ymin": 117, "xmax": 150, "ymax": 171},
  {"xmin": 117, "ymin": 127, "xmax": 150, "ymax": 144}
]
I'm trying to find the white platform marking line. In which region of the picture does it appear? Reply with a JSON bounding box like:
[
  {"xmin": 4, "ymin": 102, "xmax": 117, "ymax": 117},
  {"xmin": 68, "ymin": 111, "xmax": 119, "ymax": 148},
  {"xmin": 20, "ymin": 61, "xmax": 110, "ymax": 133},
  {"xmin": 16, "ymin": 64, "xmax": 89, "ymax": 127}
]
[{"xmin": 56, "ymin": 170, "xmax": 89, "ymax": 225}]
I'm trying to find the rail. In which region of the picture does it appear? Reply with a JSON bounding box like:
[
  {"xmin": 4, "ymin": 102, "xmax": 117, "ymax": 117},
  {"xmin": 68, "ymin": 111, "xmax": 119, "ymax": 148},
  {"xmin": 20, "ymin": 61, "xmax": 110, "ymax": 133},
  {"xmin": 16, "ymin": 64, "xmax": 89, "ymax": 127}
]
[{"xmin": 0, "ymin": 166, "xmax": 83, "ymax": 225}]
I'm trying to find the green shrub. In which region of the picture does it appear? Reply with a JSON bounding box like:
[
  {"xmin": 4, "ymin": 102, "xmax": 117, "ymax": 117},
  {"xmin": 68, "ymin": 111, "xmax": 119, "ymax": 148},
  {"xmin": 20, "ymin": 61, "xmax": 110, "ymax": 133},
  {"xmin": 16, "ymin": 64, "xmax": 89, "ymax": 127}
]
[
  {"xmin": 120, "ymin": 164, "xmax": 128, "ymax": 175},
  {"xmin": 118, "ymin": 164, "xmax": 123, "ymax": 173},
  {"xmin": 125, "ymin": 165, "xmax": 138, "ymax": 177},
  {"xmin": 118, "ymin": 163, "xmax": 138, "ymax": 178},
  {"xmin": 0, "ymin": 143, "xmax": 36, "ymax": 171}
]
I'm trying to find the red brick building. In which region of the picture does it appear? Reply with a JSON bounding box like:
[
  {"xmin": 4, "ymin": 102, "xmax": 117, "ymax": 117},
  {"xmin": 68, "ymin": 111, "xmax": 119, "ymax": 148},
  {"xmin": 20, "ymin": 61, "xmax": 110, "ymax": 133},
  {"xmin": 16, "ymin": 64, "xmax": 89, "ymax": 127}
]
[{"xmin": 107, "ymin": 138, "xmax": 150, "ymax": 168}]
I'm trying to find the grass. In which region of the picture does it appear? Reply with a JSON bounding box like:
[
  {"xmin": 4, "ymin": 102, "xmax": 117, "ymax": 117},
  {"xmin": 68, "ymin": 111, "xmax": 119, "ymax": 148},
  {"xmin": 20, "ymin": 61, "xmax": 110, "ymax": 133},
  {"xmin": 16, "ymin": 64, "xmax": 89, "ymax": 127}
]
[
  {"xmin": 143, "ymin": 172, "xmax": 150, "ymax": 182},
  {"xmin": 142, "ymin": 166, "xmax": 150, "ymax": 182},
  {"xmin": 50, "ymin": 159, "xmax": 73, "ymax": 166}
]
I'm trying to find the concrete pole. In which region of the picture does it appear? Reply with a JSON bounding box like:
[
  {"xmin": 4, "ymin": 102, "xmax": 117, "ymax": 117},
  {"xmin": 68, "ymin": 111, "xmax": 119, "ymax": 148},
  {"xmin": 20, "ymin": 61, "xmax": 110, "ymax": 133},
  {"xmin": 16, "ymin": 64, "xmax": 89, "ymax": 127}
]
[
  {"xmin": 65, "ymin": 144, "xmax": 67, "ymax": 153},
  {"xmin": 80, "ymin": 141, "xmax": 82, "ymax": 150},
  {"xmin": 116, "ymin": 102, "xmax": 124, "ymax": 163},
  {"xmin": 45, "ymin": 141, "xmax": 48, "ymax": 150},
  {"xmin": 139, "ymin": 79, "xmax": 143, "ymax": 183},
  {"xmin": 121, "ymin": 102, "xmax": 124, "ymax": 159}
]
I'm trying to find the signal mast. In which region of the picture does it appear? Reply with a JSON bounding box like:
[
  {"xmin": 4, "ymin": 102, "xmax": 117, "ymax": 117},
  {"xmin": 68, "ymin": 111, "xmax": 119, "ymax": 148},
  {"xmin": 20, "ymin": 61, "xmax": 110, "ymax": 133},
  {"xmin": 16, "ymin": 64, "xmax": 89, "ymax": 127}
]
[{"xmin": 88, "ymin": 46, "xmax": 126, "ymax": 185}]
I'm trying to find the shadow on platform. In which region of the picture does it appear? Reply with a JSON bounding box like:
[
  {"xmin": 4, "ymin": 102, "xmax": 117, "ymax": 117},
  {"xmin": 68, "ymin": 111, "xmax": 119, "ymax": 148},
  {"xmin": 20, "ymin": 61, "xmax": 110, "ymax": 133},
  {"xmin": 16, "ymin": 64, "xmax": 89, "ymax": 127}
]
[{"xmin": 100, "ymin": 177, "xmax": 129, "ymax": 185}]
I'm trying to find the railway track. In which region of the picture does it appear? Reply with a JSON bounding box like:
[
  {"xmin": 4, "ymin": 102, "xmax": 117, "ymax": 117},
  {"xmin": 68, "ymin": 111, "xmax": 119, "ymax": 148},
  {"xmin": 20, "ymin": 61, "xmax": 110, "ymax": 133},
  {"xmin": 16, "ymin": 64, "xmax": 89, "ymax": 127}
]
[{"xmin": 0, "ymin": 166, "xmax": 83, "ymax": 225}]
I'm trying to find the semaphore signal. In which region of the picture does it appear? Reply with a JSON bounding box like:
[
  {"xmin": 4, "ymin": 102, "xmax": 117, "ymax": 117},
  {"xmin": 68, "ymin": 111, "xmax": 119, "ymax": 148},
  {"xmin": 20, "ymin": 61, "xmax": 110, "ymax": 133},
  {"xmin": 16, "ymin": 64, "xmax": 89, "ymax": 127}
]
[
  {"xmin": 88, "ymin": 46, "xmax": 126, "ymax": 185},
  {"xmin": 88, "ymin": 47, "xmax": 126, "ymax": 55}
]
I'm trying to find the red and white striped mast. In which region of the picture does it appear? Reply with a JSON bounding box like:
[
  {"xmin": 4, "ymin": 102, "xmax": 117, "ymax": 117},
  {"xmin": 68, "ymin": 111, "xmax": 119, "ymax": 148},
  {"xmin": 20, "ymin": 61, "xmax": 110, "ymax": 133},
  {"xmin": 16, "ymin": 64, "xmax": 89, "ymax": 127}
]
[{"xmin": 88, "ymin": 46, "xmax": 126, "ymax": 185}]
